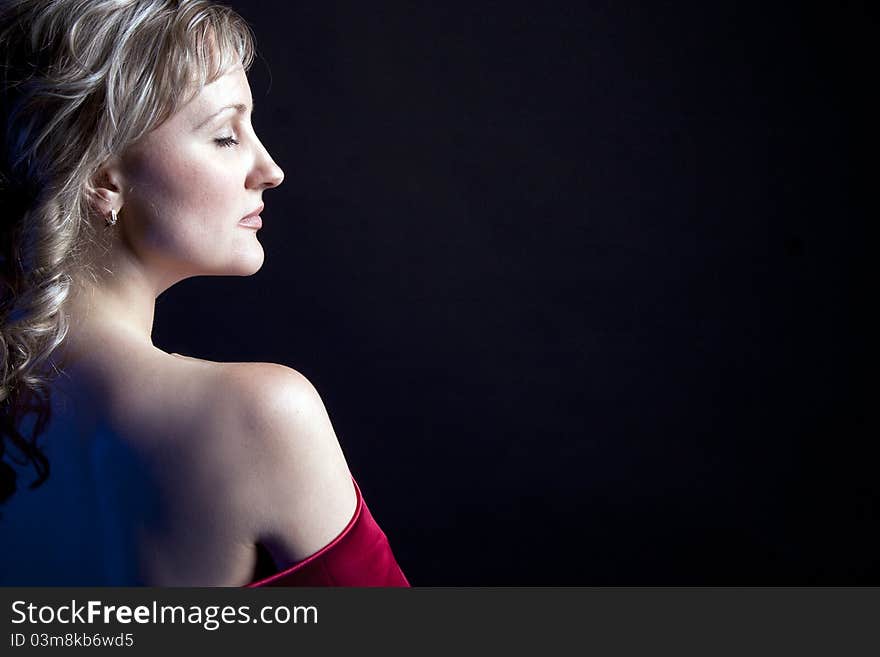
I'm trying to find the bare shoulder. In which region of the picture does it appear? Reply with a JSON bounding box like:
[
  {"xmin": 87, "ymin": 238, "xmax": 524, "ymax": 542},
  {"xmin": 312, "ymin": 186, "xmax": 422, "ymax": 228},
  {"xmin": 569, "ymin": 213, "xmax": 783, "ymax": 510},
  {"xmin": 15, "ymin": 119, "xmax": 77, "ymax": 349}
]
[
  {"xmin": 212, "ymin": 361, "xmax": 330, "ymax": 434},
  {"xmin": 207, "ymin": 362, "xmax": 343, "ymax": 461},
  {"xmin": 199, "ymin": 361, "xmax": 358, "ymax": 567},
  {"xmin": 107, "ymin": 354, "xmax": 357, "ymax": 580}
]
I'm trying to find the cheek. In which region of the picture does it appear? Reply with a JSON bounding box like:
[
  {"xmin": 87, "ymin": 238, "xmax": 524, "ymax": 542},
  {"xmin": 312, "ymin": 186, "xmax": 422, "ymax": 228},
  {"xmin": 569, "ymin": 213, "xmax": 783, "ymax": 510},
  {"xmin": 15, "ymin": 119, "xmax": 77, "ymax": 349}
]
[
  {"xmin": 133, "ymin": 149, "xmax": 222, "ymax": 213},
  {"xmin": 126, "ymin": 148, "xmax": 240, "ymax": 249}
]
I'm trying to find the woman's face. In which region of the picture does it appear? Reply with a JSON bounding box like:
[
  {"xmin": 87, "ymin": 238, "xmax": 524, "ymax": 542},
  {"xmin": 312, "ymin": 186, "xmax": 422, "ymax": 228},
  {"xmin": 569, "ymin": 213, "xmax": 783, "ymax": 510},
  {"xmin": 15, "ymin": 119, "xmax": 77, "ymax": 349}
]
[{"xmin": 115, "ymin": 65, "xmax": 284, "ymax": 282}]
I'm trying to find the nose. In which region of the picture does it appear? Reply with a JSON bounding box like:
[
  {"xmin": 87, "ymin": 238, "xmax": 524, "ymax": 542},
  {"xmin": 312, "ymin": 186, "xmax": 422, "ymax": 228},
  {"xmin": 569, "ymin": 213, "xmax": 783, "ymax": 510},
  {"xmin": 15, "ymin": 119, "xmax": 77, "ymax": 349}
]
[{"xmin": 247, "ymin": 138, "xmax": 285, "ymax": 190}]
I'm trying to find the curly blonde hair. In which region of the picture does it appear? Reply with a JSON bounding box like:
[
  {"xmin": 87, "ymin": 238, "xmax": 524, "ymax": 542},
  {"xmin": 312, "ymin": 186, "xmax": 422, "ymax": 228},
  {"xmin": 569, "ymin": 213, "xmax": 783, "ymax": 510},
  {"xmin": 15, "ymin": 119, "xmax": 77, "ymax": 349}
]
[{"xmin": 0, "ymin": 0, "xmax": 255, "ymax": 502}]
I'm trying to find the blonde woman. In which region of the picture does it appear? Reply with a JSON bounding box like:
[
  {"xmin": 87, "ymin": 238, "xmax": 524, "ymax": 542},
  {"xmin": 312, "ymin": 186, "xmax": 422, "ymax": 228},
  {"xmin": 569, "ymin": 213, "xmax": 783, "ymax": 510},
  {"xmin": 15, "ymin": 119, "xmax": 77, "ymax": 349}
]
[{"xmin": 0, "ymin": 0, "xmax": 409, "ymax": 586}]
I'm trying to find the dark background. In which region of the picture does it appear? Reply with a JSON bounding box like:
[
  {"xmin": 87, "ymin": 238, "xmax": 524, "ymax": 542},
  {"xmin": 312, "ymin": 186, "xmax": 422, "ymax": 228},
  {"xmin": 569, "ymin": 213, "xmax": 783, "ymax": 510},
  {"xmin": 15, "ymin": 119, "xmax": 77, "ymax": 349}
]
[{"xmin": 153, "ymin": 2, "xmax": 875, "ymax": 584}]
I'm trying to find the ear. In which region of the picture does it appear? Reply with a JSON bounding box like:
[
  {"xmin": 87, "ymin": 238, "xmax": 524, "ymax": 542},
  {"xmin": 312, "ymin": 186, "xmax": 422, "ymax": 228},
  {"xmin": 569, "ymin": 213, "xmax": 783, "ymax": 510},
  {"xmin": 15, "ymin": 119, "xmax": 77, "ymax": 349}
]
[{"xmin": 85, "ymin": 156, "xmax": 125, "ymax": 218}]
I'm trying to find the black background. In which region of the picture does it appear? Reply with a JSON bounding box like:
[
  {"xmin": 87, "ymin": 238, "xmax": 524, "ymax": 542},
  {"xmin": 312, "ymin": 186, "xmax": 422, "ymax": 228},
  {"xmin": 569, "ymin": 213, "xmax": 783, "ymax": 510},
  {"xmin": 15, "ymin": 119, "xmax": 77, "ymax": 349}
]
[{"xmin": 153, "ymin": 2, "xmax": 875, "ymax": 584}]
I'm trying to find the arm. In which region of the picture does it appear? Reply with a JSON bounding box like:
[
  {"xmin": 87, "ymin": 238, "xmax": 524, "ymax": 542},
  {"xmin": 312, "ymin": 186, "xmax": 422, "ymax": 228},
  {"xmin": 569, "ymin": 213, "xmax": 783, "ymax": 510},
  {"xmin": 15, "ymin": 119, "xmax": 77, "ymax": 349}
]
[{"xmin": 210, "ymin": 363, "xmax": 358, "ymax": 571}]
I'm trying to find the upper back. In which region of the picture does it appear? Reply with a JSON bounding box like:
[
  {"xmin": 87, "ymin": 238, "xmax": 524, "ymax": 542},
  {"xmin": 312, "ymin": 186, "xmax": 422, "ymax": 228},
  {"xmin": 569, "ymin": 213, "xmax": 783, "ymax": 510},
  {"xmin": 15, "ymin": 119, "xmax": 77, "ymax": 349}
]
[{"xmin": 0, "ymin": 341, "xmax": 356, "ymax": 586}]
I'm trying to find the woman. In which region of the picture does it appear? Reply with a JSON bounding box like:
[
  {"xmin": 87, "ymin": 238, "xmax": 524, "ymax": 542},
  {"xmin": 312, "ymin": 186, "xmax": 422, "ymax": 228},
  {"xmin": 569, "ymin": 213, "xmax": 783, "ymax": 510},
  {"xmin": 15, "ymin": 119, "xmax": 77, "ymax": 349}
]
[{"xmin": 0, "ymin": 0, "xmax": 409, "ymax": 586}]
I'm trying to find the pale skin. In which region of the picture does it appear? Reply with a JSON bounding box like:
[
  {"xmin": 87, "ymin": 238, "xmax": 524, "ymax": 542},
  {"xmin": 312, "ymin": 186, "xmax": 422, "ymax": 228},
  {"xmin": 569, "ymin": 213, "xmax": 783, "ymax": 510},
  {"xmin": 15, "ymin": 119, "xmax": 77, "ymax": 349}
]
[{"xmin": 0, "ymin": 65, "xmax": 357, "ymax": 585}]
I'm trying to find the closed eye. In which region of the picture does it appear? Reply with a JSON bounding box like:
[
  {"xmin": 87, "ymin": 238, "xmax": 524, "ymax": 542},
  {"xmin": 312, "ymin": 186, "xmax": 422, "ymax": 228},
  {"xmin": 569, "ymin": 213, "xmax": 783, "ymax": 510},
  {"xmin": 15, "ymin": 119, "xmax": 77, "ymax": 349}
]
[{"xmin": 214, "ymin": 136, "xmax": 239, "ymax": 148}]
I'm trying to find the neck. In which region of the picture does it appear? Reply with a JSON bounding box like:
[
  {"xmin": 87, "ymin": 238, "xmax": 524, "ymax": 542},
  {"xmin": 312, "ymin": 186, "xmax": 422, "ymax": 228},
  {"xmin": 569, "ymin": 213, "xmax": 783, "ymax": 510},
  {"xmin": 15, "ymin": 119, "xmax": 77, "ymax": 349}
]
[
  {"xmin": 60, "ymin": 253, "xmax": 175, "ymax": 367},
  {"xmin": 76, "ymin": 280, "xmax": 154, "ymax": 336}
]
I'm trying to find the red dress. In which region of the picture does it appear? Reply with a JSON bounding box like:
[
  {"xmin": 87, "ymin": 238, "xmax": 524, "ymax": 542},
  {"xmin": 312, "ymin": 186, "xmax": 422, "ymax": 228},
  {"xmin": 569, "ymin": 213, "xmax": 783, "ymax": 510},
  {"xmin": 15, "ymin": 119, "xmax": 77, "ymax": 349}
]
[{"xmin": 245, "ymin": 476, "xmax": 410, "ymax": 587}]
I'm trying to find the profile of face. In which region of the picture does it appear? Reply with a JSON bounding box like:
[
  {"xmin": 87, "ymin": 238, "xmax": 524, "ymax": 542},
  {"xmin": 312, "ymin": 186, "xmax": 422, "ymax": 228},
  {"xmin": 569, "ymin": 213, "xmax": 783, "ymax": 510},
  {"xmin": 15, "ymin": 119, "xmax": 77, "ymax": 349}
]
[{"xmin": 102, "ymin": 65, "xmax": 284, "ymax": 283}]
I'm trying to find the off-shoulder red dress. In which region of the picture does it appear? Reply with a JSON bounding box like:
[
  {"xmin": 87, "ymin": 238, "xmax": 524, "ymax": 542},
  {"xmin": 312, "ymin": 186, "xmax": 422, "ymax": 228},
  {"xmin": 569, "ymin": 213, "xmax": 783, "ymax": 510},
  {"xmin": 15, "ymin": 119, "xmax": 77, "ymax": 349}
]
[{"xmin": 246, "ymin": 476, "xmax": 410, "ymax": 587}]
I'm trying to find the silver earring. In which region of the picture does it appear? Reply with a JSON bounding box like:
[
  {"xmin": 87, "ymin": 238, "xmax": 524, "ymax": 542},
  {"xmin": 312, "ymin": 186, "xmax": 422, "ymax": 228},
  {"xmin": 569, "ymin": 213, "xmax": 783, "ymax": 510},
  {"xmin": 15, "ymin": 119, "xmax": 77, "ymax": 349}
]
[{"xmin": 105, "ymin": 208, "xmax": 118, "ymax": 226}]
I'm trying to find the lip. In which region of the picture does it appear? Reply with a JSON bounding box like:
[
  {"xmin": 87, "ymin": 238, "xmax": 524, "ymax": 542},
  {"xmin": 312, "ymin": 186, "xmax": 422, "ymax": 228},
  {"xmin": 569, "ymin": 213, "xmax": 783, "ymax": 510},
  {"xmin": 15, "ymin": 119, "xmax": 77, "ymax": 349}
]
[{"xmin": 239, "ymin": 203, "xmax": 264, "ymax": 229}]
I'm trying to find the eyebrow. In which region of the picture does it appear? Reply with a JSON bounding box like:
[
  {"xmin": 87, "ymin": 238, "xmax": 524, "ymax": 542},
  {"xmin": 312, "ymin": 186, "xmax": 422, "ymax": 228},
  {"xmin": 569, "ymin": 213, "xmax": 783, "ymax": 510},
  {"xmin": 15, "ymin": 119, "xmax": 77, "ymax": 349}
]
[{"xmin": 195, "ymin": 101, "xmax": 254, "ymax": 130}]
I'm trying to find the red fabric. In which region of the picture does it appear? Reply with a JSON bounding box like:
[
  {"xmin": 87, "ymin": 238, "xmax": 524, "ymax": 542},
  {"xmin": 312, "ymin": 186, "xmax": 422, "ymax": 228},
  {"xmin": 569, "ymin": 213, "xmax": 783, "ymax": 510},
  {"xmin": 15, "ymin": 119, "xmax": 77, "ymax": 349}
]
[{"xmin": 245, "ymin": 476, "xmax": 410, "ymax": 587}]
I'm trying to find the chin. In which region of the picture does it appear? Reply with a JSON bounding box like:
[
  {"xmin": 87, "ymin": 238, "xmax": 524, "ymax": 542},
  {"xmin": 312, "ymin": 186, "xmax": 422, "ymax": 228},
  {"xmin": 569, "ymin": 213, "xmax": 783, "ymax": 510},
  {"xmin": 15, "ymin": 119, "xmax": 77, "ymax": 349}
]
[
  {"xmin": 238, "ymin": 253, "xmax": 265, "ymax": 276},
  {"xmin": 227, "ymin": 242, "xmax": 265, "ymax": 276}
]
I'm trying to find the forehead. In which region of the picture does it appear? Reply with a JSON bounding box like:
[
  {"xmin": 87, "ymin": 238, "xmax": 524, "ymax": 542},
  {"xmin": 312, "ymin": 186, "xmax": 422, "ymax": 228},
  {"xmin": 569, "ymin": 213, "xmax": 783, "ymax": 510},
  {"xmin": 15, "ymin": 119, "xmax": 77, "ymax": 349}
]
[
  {"xmin": 162, "ymin": 65, "xmax": 253, "ymax": 130},
  {"xmin": 188, "ymin": 66, "xmax": 252, "ymax": 113}
]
